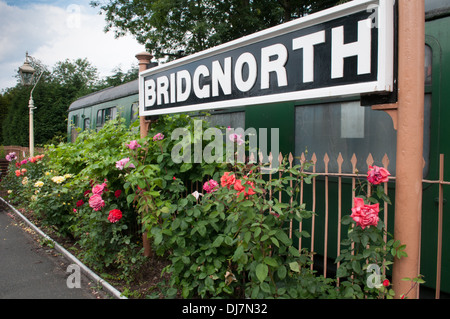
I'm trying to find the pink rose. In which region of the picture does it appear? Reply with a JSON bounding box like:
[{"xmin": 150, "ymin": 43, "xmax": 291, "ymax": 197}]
[
  {"xmin": 92, "ymin": 182, "xmax": 107, "ymax": 195},
  {"xmin": 202, "ymin": 179, "xmax": 219, "ymax": 193},
  {"xmin": 153, "ymin": 133, "xmax": 164, "ymax": 141},
  {"xmin": 367, "ymin": 165, "xmax": 390, "ymax": 185},
  {"xmin": 350, "ymin": 197, "xmax": 379, "ymax": 229},
  {"xmin": 229, "ymin": 133, "xmax": 244, "ymax": 145},
  {"xmin": 126, "ymin": 140, "xmax": 141, "ymax": 150},
  {"xmin": 115, "ymin": 157, "xmax": 135, "ymax": 170},
  {"xmin": 89, "ymin": 194, "xmax": 105, "ymax": 211}
]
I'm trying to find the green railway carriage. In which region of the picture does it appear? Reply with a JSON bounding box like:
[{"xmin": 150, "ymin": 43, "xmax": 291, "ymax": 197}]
[
  {"xmin": 67, "ymin": 79, "xmax": 139, "ymax": 142},
  {"xmin": 67, "ymin": 0, "xmax": 450, "ymax": 297}
]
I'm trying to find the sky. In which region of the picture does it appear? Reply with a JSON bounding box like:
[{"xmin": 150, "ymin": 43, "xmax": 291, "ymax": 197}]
[{"xmin": 0, "ymin": 0, "xmax": 146, "ymax": 92}]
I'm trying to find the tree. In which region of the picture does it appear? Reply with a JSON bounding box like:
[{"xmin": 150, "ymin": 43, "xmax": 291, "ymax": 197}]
[
  {"xmin": 98, "ymin": 65, "xmax": 139, "ymax": 88},
  {"xmin": 91, "ymin": 0, "xmax": 347, "ymax": 59},
  {"xmin": 51, "ymin": 58, "xmax": 100, "ymax": 97},
  {"xmin": 1, "ymin": 57, "xmax": 140, "ymax": 147},
  {"xmin": 0, "ymin": 94, "xmax": 10, "ymax": 145},
  {"xmin": 1, "ymin": 58, "xmax": 102, "ymax": 146}
]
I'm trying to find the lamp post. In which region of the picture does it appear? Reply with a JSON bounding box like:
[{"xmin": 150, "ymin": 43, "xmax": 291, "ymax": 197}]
[{"xmin": 18, "ymin": 52, "xmax": 42, "ymax": 158}]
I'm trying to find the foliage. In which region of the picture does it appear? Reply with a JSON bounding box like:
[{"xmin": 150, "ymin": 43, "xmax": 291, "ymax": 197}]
[
  {"xmin": 335, "ymin": 167, "xmax": 409, "ymax": 299},
  {"xmin": 1, "ymin": 118, "xmax": 145, "ymax": 281},
  {"xmin": 121, "ymin": 114, "xmax": 228, "ymax": 233},
  {"xmin": 152, "ymin": 160, "xmax": 339, "ymax": 298},
  {"xmin": 1, "ymin": 112, "xmax": 417, "ymax": 299},
  {"xmin": 91, "ymin": 0, "xmax": 346, "ymax": 59},
  {"xmin": 114, "ymin": 114, "xmax": 338, "ymax": 298}
]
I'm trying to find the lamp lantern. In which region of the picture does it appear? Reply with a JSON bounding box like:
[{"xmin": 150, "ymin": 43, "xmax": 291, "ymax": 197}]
[{"xmin": 19, "ymin": 52, "xmax": 36, "ymax": 86}]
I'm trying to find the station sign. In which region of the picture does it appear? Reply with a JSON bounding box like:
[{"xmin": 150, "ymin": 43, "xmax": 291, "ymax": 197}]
[{"xmin": 139, "ymin": 0, "xmax": 395, "ymax": 116}]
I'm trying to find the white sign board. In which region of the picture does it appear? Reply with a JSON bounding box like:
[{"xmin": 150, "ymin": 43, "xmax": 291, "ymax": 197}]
[{"xmin": 139, "ymin": 0, "xmax": 395, "ymax": 116}]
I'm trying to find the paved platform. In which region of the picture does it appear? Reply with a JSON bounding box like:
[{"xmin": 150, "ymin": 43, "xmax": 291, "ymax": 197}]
[{"xmin": 0, "ymin": 203, "xmax": 99, "ymax": 299}]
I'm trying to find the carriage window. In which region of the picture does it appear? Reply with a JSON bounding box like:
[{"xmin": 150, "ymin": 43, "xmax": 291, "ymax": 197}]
[
  {"xmin": 97, "ymin": 110, "xmax": 103, "ymax": 127},
  {"xmin": 96, "ymin": 107, "xmax": 118, "ymax": 129},
  {"xmin": 71, "ymin": 115, "xmax": 79, "ymax": 127},
  {"xmin": 295, "ymin": 101, "xmax": 397, "ymax": 174},
  {"xmin": 195, "ymin": 111, "xmax": 245, "ymax": 131},
  {"xmin": 83, "ymin": 118, "xmax": 90, "ymax": 131},
  {"xmin": 131, "ymin": 103, "xmax": 139, "ymax": 123},
  {"xmin": 70, "ymin": 115, "xmax": 79, "ymax": 142},
  {"xmin": 295, "ymin": 100, "xmax": 431, "ymax": 176},
  {"xmin": 109, "ymin": 107, "xmax": 117, "ymax": 120}
]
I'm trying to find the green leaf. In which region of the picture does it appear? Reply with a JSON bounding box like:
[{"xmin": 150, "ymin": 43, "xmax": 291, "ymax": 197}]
[
  {"xmin": 361, "ymin": 234, "xmax": 369, "ymax": 247},
  {"xmin": 264, "ymin": 257, "xmax": 278, "ymax": 267},
  {"xmin": 212, "ymin": 236, "xmax": 224, "ymax": 247},
  {"xmin": 166, "ymin": 287, "xmax": 178, "ymax": 298},
  {"xmin": 256, "ymin": 263, "xmax": 268, "ymax": 282},
  {"xmin": 289, "ymin": 262, "xmax": 300, "ymax": 273},
  {"xmin": 270, "ymin": 237, "xmax": 280, "ymax": 247},
  {"xmin": 251, "ymin": 286, "xmax": 260, "ymax": 299},
  {"xmin": 244, "ymin": 231, "xmax": 252, "ymax": 243},
  {"xmin": 275, "ymin": 230, "xmax": 291, "ymax": 246},
  {"xmin": 352, "ymin": 261, "xmax": 362, "ymax": 274},
  {"xmin": 260, "ymin": 282, "xmax": 271, "ymax": 293},
  {"xmin": 180, "ymin": 162, "xmax": 192, "ymax": 172},
  {"xmin": 344, "ymin": 286, "xmax": 354, "ymax": 298},
  {"xmin": 126, "ymin": 194, "xmax": 135, "ymax": 205},
  {"xmin": 336, "ymin": 266, "xmax": 348, "ymax": 278},
  {"xmin": 182, "ymin": 286, "xmax": 190, "ymax": 298},
  {"xmin": 288, "ymin": 246, "xmax": 301, "ymax": 257},
  {"xmin": 277, "ymin": 265, "xmax": 287, "ymax": 279},
  {"xmin": 232, "ymin": 245, "xmax": 244, "ymax": 262},
  {"xmin": 240, "ymin": 200, "xmax": 254, "ymax": 207},
  {"xmin": 380, "ymin": 192, "xmax": 392, "ymax": 205}
]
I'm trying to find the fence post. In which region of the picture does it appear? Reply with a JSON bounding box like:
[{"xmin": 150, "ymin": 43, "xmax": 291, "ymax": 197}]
[
  {"xmin": 135, "ymin": 51, "xmax": 153, "ymax": 258},
  {"xmin": 435, "ymin": 154, "xmax": 444, "ymax": 299},
  {"xmin": 392, "ymin": 0, "xmax": 425, "ymax": 299}
]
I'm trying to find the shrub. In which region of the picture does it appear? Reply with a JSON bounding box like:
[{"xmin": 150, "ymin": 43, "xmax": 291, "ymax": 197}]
[
  {"xmin": 1, "ymin": 114, "xmax": 413, "ymax": 298},
  {"xmin": 149, "ymin": 155, "xmax": 339, "ymax": 298}
]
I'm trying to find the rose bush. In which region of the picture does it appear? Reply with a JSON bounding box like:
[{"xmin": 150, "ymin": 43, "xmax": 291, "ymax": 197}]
[
  {"xmin": 1, "ymin": 118, "xmax": 146, "ymax": 280},
  {"xmin": 151, "ymin": 158, "xmax": 339, "ymax": 299},
  {"xmin": 1, "ymin": 114, "xmax": 416, "ymax": 299},
  {"xmin": 336, "ymin": 165, "xmax": 408, "ymax": 299}
]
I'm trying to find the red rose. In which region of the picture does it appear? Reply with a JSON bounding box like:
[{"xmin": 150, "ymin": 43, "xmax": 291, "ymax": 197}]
[
  {"xmin": 350, "ymin": 197, "xmax": 379, "ymax": 229},
  {"xmin": 233, "ymin": 179, "xmax": 256, "ymax": 198},
  {"xmin": 108, "ymin": 209, "xmax": 123, "ymax": 223},
  {"xmin": 114, "ymin": 189, "xmax": 122, "ymax": 198},
  {"xmin": 383, "ymin": 279, "xmax": 390, "ymax": 287},
  {"xmin": 220, "ymin": 172, "xmax": 236, "ymax": 189},
  {"xmin": 76, "ymin": 199, "xmax": 84, "ymax": 207}
]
